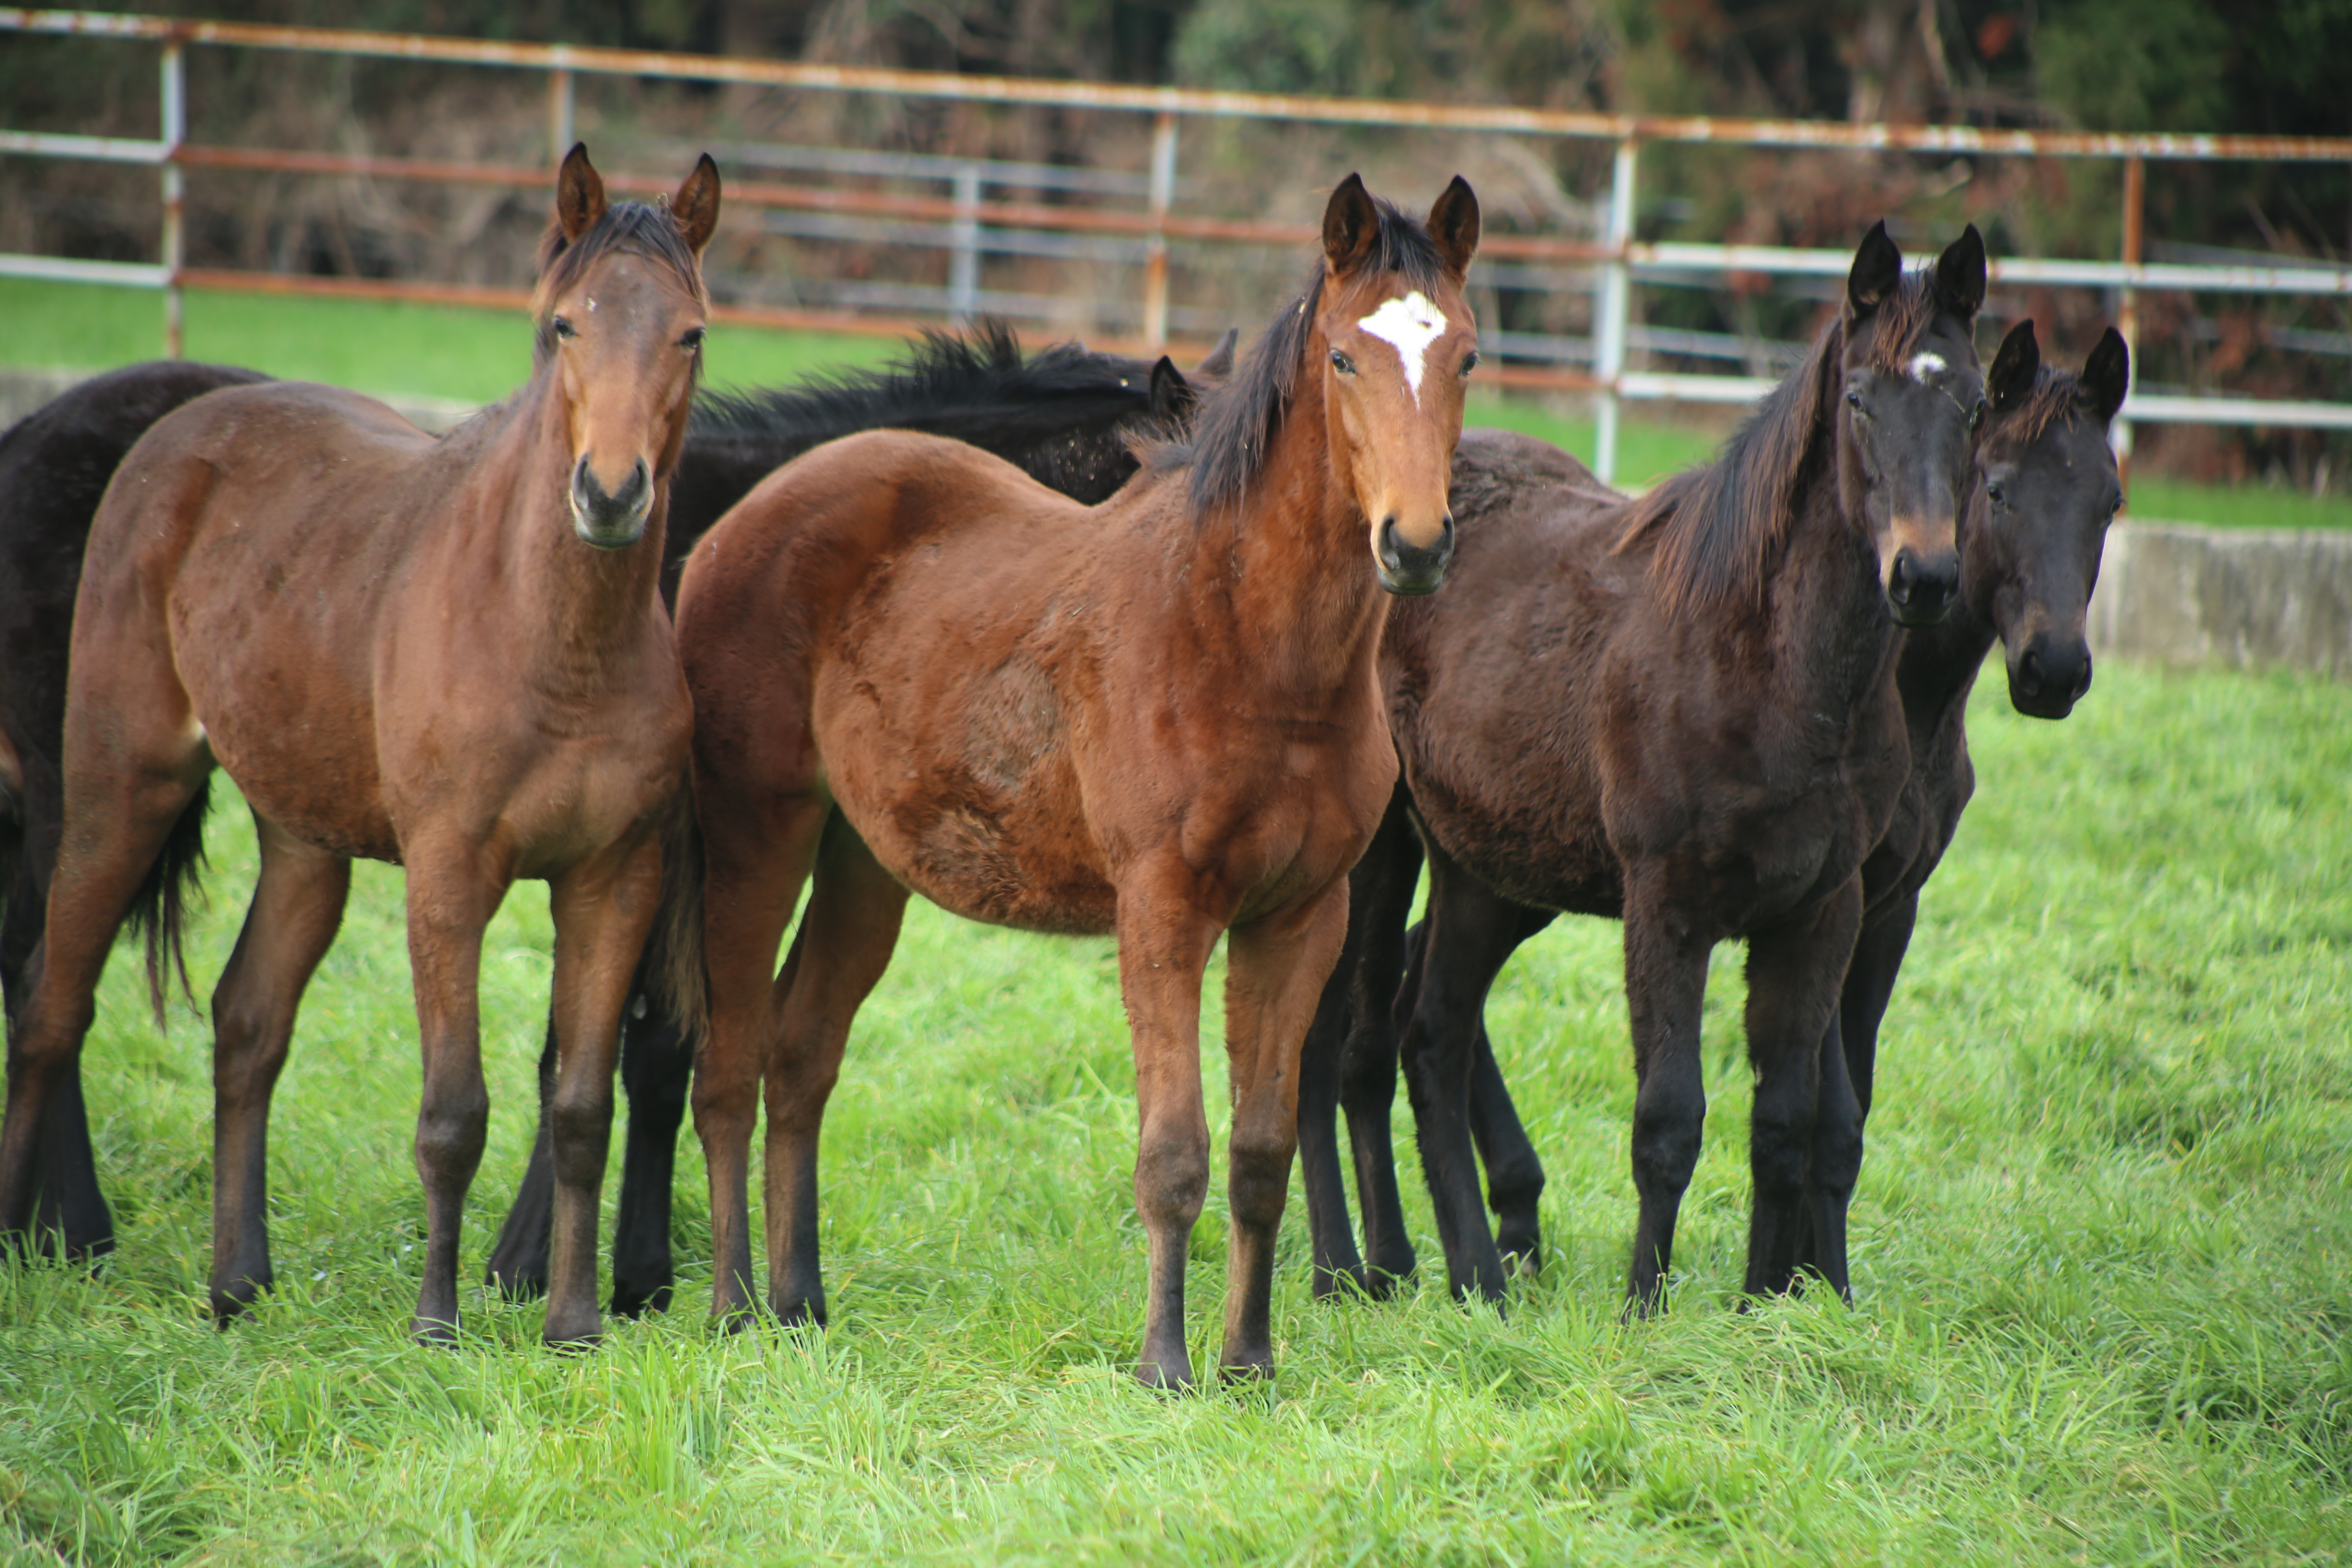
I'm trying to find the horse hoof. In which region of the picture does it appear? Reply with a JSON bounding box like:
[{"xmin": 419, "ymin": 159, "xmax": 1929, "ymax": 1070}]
[
  {"xmin": 1134, "ymin": 1358, "xmax": 1195, "ymax": 1393},
  {"xmin": 609, "ymin": 1278, "xmax": 674, "ymax": 1319},
  {"xmin": 1310, "ymin": 1262, "xmax": 1372, "ymax": 1303},
  {"xmin": 543, "ymin": 1324, "xmax": 604, "ymax": 1353},
  {"xmin": 1217, "ymin": 1353, "xmax": 1274, "ymax": 1386},
  {"xmin": 413, "ymin": 1314, "xmax": 461, "ymax": 1347},
  {"xmin": 771, "ymin": 1294, "xmax": 827, "ymax": 1332}
]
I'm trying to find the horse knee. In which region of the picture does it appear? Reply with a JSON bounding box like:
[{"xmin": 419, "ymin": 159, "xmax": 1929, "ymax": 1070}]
[
  {"xmin": 1227, "ymin": 1127, "xmax": 1292, "ymax": 1234},
  {"xmin": 1135, "ymin": 1129, "xmax": 1208, "ymax": 1230},
  {"xmin": 1630, "ymin": 1100, "xmax": 1704, "ymax": 1195},
  {"xmin": 415, "ymin": 1087, "xmax": 489, "ymax": 1180},
  {"xmin": 1747, "ymin": 1100, "xmax": 1815, "ymax": 1201},
  {"xmin": 548, "ymin": 1090, "xmax": 614, "ymax": 1187}
]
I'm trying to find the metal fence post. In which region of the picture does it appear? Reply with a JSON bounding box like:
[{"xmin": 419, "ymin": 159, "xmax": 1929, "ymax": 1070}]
[
  {"xmin": 160, "ymin": 37, "xmax": 185, "ymax": 358},
  {"xmin": 548, "ymin": 59, "xmax": 575, "ymax": 161},
  {"xmin": 1142, "ymin": 110, "xmax": 1177, "ymax": 350},
  {"xmin": 949, "ymin": 163, "xmax": 980, "ymax": 326},
  {"xmin": 2115, "ymin": 154, "xmax": 2144, "ymax": 497},
  {"xmin": 1593, "ymin": 135, "xmax": 1638, "ymax": 487}
]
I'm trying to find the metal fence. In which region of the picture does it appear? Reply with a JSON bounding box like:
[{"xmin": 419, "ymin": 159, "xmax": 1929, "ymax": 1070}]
[{"xmin": 4, "ymin": 6, "xmax": 2350, "ymax": 485}]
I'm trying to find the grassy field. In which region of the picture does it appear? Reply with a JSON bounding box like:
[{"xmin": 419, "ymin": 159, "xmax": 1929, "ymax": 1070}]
[
  {"xmin": 6, "ymin": 275, "xmax": 2350, "ymax": 526},
  {"xmin": 1, "ymin": 664, "xmax": 2347, "ymax": 1565}
]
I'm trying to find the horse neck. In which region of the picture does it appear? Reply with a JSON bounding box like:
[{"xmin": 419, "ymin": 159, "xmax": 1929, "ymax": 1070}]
[
  {"xmin": 1894, "ymin": 577, "xmax": 1998, "ymax": 748},
  {"xmin": 478, "ymin": 373, "xmax": 673, "ymax": 683},
  {"xmin": 1757, "ymin": 456, "xmax": 1907, "ymax": 719},
  {"xmin": 1192, "ymin": 365, "xmax": 1386, "ymax": 697}
]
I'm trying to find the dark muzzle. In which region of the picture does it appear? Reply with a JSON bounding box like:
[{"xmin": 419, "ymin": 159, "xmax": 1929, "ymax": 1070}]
[
  {"xmin": 570, "ymin": 456, "xmax": 653, "ymax": 549},
  {"xmin": 1885, "ymin": 545, "xmax": 1959, "ymax": 627},
  {"xmin": 2009, "ymin": 637, "xmax": 2093, "ymax": 719},
  {"xmin": 1378, "ymin": 513, "xmax": 1455, "ymax": 597}
]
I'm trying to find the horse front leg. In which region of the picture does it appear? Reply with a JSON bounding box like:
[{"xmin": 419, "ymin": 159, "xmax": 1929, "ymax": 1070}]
[
  {"xmin": 401, "ymin": 843, "xmax": 508, "ymax": 1343},
  {"xmin": 1221, "ymin": 881, "xmax": 1350, "ymax": 1379},
  {"xmin": 758, "ymin": 817, "xmax": 906, "ymax": 1328},
  {"xmin": 1621, "ymin": 872, "xmax": 1713, "ymax": 1317},
  {"xmin": 1742, "ymin": 878, "xmax": 1862, "ymax": 1302},
  {"xmin": 539, "ymin": 833, "xmax": 663, "ymax": 1347},
  {"xmin": 1395, "ymin": 853, "xmax": 1539, "ymax": 1307},
  {"xmin": 1115, "ymin": 863, "xmax": 1225, "ymax": 1390},
  {"xmin": 1299, "ymin": 787, "xmax": 1420, "ymax": 1301},
  {"xmin": 207, "ymin": 817, "xmax": 349, "ymax": 1322}
]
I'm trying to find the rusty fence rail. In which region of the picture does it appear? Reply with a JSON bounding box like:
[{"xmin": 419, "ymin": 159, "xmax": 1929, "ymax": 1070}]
[{"xmin": 4, "ymin": 8, "xmax": 2350, "ymax": 485}]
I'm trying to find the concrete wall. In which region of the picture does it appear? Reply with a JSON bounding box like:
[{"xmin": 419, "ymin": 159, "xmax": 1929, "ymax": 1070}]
[{"xmin": 2089, "ymin": 521, "xmax": 2352, "ymax": 682}]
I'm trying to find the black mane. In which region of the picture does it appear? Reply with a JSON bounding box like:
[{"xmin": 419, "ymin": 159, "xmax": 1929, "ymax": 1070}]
[
  {"xmin": 690, "ymin": 320, "xmax": 1161, "ymax": 454},
  {"xmin": 1154, "ymin": 198, "xmax": 1448, "ymax": 519}
]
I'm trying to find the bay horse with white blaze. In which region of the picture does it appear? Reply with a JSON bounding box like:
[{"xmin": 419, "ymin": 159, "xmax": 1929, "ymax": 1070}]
[
  {"xmin": 0, "ymin": 145, "xmax": 714, "ymax": 1346},
  {"xmin": 670, "ymin": 174, "xmax": 1479, "ymax": 1386},
  {"xmin": 1296, "ymin": 223, "xmax": 1988, "ymax": 1314}
]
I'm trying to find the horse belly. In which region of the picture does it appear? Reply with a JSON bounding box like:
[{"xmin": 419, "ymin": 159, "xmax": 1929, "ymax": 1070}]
[
  {"xmin": 815, "ymin": 660, "xmax": 1116, "ymax": 936},
  {"xmin": 180, "ymin": 650, "xmax": 396, "ymax": 861}
]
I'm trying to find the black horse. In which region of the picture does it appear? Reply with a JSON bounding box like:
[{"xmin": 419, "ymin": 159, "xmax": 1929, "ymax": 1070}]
[
  {"xmin": 1293, "ymin": 224, "xmax": 1990, "ymax": 1312},
  {"xmin": 1300, "ymin": 317, "xmax": 2127, "ymax": 1305},
  {"xmin": 0, "ymin": 322, "xmax": 1225, "ymax": 1302}
]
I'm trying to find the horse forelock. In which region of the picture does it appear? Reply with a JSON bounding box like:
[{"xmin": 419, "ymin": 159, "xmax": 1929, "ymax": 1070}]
[
  {"xmin": 1862, "ymin": 264, "xmax": 1948, "ymax": 378},
  {"xmin": 1614, "ymin": 313, "xmax": 1841, "ymax": 618},
  {"xmin": 1158, "ymin": 198, "xmax": 1449, "ymax": 521},
  {"xmin": 529, "ymin": 198, "xmax": 707, "ymax": 361},
  {"xmin": 2004, "ymin": 365, "xmax": 2098, "ymax": 449}
]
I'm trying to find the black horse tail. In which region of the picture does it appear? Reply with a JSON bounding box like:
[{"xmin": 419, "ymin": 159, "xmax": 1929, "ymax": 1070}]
[
  {"xmin": 122, "ymin": 775, "xmax": 213, "ymax": 1027},
  {"xmin": 648, "ymin": 781, "xmax": 708, "ymax": 1045}
]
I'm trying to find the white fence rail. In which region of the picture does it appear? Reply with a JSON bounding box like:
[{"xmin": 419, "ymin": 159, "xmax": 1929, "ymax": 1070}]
[{"xmin": 4, "ymin": 8, "xmax": 2350, "ymax": 485}]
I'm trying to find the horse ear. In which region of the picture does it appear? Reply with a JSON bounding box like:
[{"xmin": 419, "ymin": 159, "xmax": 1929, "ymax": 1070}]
[
  {"xmin": 1426, "ymin": 176, "xmax": 1480, "ymax": 282},
  {"xmin": 1194, "ymin": 327, "xmax": 1238, "ymax": 380},
  {"xmin": 1323, "ymin": 173, "xmax": 1379, "ymax": 275},
  {"xmin": 671, "ymin": 153, "xmax": 722, "ymax": 256},
  {"xmin": 1934, "ymin": 223, "xmax": 1987, "ymax": 321},
  {"xmin": 1847, "ymin": 220, "xmax": 1901, "ymax": 319},
  {"xmin": 1147, "ymin": 356, "xmax": 1197, "ymax": 422},
  {"xmin": 2082, "ymin": 326, "xmax": 2130, "ymax": 425},
  {"xmin": 1987, "ymin": 318, "xmax": 2040, "ymax": 412},
  {"xmin": 556, "ymin": 143, "xmax": 606, "ymax": 243}
]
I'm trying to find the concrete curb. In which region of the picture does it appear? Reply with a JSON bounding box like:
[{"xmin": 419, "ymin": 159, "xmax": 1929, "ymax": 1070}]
[
  {"xmin": 2089, "ymin": 521, "xmax": 2352, "ymax": 681},
  {"xmin": 0, "ymin": 366, "xmax": 479, "ymax": 434}
]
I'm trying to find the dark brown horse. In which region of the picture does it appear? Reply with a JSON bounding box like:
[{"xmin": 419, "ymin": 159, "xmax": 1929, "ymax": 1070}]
[
  {"xmin": 0, "ymin": 327, "xmax": 1215, "ymax": 1301},
  {"xmin": 0, "ymin": 145, "xmax": 716, "ymax": 1346},
  {"xmin": 1309, "ymin": 319, "xmax": 2131, "ymax": 1298},
  {"xmin": 1294, "ymin": 223, "xmax": 1987, "ymax": 1313},
  {"xmin": 669, "ymin": 174, "xmax": 1481, "ymax": 1386},
  {"xmin": 0, "ymin": 360, "xmax": 269, "ymax": 1258}
]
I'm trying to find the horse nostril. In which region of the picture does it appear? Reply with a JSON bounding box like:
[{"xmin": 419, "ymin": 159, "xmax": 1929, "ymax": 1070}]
[
  {"xmin": 2072, "ymin": 654, "xmax": 2094, "ymax": 701},
  {"xmin": 2017, "ymin": 648, "xmax": 2045, "ymax": 696}
]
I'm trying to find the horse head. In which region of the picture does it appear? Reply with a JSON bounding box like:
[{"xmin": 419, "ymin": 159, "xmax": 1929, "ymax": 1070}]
[
  {"xmin": 535, "ymin": 144, "xmax": 720, "ymax": 550},
  {"xmin": 1835, "ymin": 221, "xmax": 1987, "ymax": 627},
  {"xmin": 1315, "ymin": 173, "xmax": 1482, "ymax": 596},
  {"xmin": 1967, "ymin": 320, "xmax": 2129, "ymax": 718}
]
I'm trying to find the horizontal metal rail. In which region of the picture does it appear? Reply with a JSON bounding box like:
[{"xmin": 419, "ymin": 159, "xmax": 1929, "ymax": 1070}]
[{"xmin": 4, "ymin": 7, "xmax": 2349, "ymax": 483}]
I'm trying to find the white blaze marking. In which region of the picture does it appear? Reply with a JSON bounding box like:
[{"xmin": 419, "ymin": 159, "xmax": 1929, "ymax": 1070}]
[
  {"xmin": 1907, "ymin": 351, "xmax": 1946, "ymax": 383},
  {"xmin": 1357, "ymin": 292, "xmax": 1450, "ymax": 406}
]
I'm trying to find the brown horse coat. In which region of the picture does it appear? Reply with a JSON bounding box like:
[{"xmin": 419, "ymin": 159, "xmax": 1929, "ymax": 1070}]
[
  {"xmin": 673, "ymin": 174, "xmax": 1481, "ymax": 1386},
  {"xmin": 0, "ymin": 147, "xmax": 717, "ymax": 1346}
]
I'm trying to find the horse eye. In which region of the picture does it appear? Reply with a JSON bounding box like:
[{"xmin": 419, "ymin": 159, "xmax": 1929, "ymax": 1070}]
[
  {"xmin": 680, "ymin": 327, "xmax": 707, "ymax": 351},
  {"xmin": 1330, "ymin": 348, "xmax": 1356, "ymax": 375},
  {"xmin": 1844, "ymin": 389, "xmax": 1864, "ymax": 412},
  {"xmin": 1985, "ymin": 481, "xmax": 2007, "ymax": 507},
  {"xmin": 551, "ymin": 316, "xmax": 576, "ymax": 341},
  {"xmin": 1461, "ymin": 350, "xmax": 1481, "ymax": 377}
]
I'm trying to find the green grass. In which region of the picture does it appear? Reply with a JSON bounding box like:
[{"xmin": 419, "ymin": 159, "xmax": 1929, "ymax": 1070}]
[
  {"xmin": 2, "ymin": 665, "xmax": 2348, "ymax": 1564},
  {"xmin": 8, "ymin": 276, "xmax": 2345, "ymax": 528}
]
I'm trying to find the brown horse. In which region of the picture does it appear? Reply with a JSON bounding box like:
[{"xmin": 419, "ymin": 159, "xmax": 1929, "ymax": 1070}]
[
  {"xmin": 0, "ymin": 145, "xmax": 715, "ymax": 1347},
  {"xmin": 1295, "ymin": 224, "xmax": 1987, "ymax": 1314},
  {"xmin": 668, "ymin": 174, "xmax": 1480, "ymax": 1387}
]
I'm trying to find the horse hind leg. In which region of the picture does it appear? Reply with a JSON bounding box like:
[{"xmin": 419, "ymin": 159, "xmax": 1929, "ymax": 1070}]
[
  {"xmin": 481, "ymin": 1019, "xmax": 558, "ymax": 1301},
  {"xmin": 208, "ymin": 816, "xmax": 349, "ymax": 1322},
  {"xmin": 0, "ymin": 756, "xmax": 209, "ymax": 1245},
  {"xmin": 759, "ymin": 817, "xmax": 907, "ymax": 1329},
  {"xmin": 608, "ymin": 953, "xmax": 693, "ymax": 1318}
]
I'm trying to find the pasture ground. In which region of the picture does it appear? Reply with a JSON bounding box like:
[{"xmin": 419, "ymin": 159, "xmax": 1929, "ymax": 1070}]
[
  {"xmin": 5, "ymin": 276, "xmax": 2349, "ymax": 532},
  {"xmin": 2, "ymin": 662, "xmax": 2347, "ymax": 1565}
]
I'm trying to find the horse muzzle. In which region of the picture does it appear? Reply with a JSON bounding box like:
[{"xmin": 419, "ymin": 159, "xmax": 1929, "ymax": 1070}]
[
  {"xmin": 2007, "ymin": 636, "xmax": 2092, "ymax": 719},
  {"xmin": 1883, "ymin": 543, "xmax": 1959, "ymax": 628},
  {"xmin": 1377, "ymin": 512, "xmax": 1455, "ymax": 597},
  {"xmin": 570, "ymin": 455, "xmax": 653, "ymax": 550}
]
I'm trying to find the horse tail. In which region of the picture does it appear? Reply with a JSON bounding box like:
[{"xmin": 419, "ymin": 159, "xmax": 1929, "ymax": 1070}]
[
  {"xmin": 648, "ymin": 781, "xmax": 709, "ymax": 1045},
  {"xmin": 122, "ymin": 774, "xmax": 214, "ymax": 1027}
]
